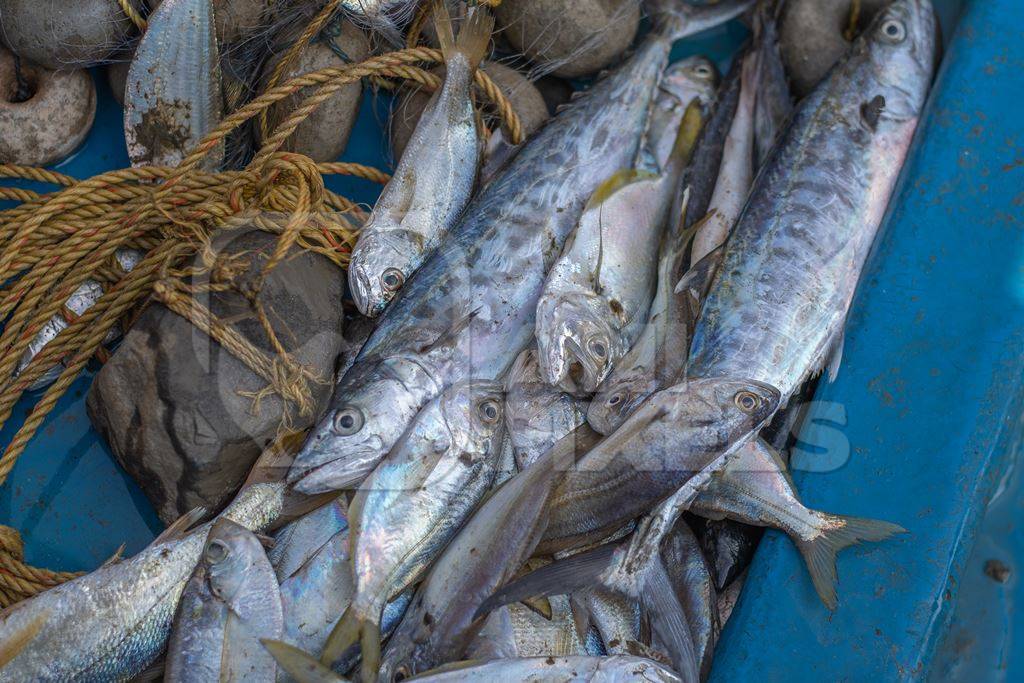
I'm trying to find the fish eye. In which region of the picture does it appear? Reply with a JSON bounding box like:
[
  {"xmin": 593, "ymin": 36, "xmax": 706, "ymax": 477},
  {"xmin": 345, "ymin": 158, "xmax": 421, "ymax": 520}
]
[
  {"xmin": 394, "ymin": 666, "xmax": 411, "ymax": 681},
  {"xmin": 205, "ymin": 539, "xmax": 230, "ymax": 564},
  {"xmin": 607, "ymin": 393, "xmax": 622, "ymax": 406},
  {"xmin": 734, "ymin": 390, "xmax": 761, "ymax": 413},
  {"xmin": 880, "ymin": 19, "xmax": 906, "ymax": 43},
  {"xmin": 381, "ymin": 268, "xmax": 405, "ymax": 292},
  {"xmin": 587, "ymin": 336, "xmax": 608, "ymax": 360},
  {"xmin": 477, "ymin": 399, "xmax": 500, "ymax": 424},
  {"xmin": 692, "ymin": 63, "xmax": 713, "ymax": 78},
  {"xmin": 333, "ymin": 407, "xmax": 365, "ymax": 435}
]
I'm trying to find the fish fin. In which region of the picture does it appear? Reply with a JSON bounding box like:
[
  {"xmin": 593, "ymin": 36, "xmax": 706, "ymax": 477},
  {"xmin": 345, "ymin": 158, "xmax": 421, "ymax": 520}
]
[
  {"xmin": 100, "ymin": 543, "xmax": 126, "ymax": 568},
  {"xmin": 244, "ymin": 430, "xmax": 309, "ymax": 487},
  {"xmin": 521, "ymin": 596, "xmax": 554, "ymax": 620},
  {"xmin": 473, "ymin": 543, "xmax": 617, "ymax": 620},
  {"xmin": 441, "ymin": 2, "xmax": 494, "ymax": 73},
  {"xmin": 667, "ymin": 100, "xmax": 705, "ymax": 172},
  {"xmin": 320, "ymin": 604, "xmax": 363, "ymax": 669},
  {"xmin": 359, "ymin": 619, "xmax": 382, "ymax": 683},
  {"xmin": 642, "ymin": 558, "xmax": 700, "ymax": 682},
  {"xmin": 860, "ymin": 95, "xmax": 886, "ymax": 132},
  {"xmin": 796, "ymin": 515, "xmax": 906, "ymax": 610},
  {"xmin": 648, "ymin": 0, "xmax": 753, "ymax": 42},
  {"xmin": 254, "ymin": 533, "xmax": 276, "ymax": 550},
  {"xmin": 150, "ymin": 507, "xmax": 206, "ymax": 546},
  {"xmin": 262, "ymin": 639, "xmax": 349, "ymax": 683},
  {"xmin": 0, "ymin": 608, "xmax": 48, "ymax": 668},
  {"xmin": 432, "ymin": 0, "xmax": 456, "ymax": 60},
  {"xmin": 584, "ymin": 169, "xmax": 659, "ymax": 213},
  {"xmin": 416, "ymin": 307, "xmax": 480, "ymax": 355},
  {"xmin": 277, "ymin": 492, "xmax": 343, "ymax": 531},
  {"xmin": 825, "ymin": 330, "xmax": 845, "ymax": 382},
  {"xmin": 130, "ymin": 659, "xmax": 165, "ymax": 682},
  {"xmin": 568, "ymin": 593, "xmax": 593, "ymax": 641},
  {"xmin": 674, "ymin": 244, "xmax": 724, "ymax": 296}
]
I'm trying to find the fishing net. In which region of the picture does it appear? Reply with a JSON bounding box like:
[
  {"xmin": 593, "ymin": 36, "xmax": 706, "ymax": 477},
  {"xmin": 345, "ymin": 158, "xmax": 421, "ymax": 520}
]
[{"xmin": 0, "ymin": 0, "xmax": 522, "ymax": 604}]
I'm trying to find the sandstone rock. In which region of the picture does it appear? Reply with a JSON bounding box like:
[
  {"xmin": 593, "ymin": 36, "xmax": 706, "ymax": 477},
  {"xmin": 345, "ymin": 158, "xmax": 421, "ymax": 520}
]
[{"xmin": 88, "ymin": 229, "xmax": 346, "ymax": 523}]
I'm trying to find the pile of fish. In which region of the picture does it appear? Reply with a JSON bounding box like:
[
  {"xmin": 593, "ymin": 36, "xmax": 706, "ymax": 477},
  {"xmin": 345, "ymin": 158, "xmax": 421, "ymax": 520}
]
[{"xmin": 0, "ymin": 0, "xmax": 939, "ymax": 680}]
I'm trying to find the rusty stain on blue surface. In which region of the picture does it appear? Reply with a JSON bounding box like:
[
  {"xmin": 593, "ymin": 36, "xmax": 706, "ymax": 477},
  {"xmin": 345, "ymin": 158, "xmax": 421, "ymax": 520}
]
[{"xmin": 711, "ymin": 0, "xmax": 1024, "ymax": 679}]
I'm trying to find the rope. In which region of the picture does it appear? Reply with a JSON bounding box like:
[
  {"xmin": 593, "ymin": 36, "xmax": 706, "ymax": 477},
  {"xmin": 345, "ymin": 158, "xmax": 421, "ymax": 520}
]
[
  {"xmin": 117, "ymin": 0, "xmax": 148, "ymax": 32},
  {"xmin": 0, "ymin": 525, "xmax": 83, "ymax": 608}
]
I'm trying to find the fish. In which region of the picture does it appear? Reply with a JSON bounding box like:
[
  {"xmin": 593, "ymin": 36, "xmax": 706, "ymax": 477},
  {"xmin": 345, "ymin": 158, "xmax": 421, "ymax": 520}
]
[
  {"xmin": 124, "ymin": 0, "xmax": 224, "ymax": 169},
  {"xmin": 322, "ymin": 380, "xmax": 505, "ymax": 681},
  {"xmin": 587, "ymin": 57, "xmax": 740, "ymax": 435},
  {"xmin": 576, "ymin": 588, "xmax": 642, "ymax": 656},
  {"xmin": 0, "ymin": 435, "xmax": 322, "ymax": 681},
  {"xmin": 537, "ymin": 377, "xmax": 780, "ymax": 555},
  {"xmin": 505, "ymin": 348, "xmax": 590, "ymax": 470},
  {"xmin": 751, "ymin": 0, "xmax": 794, "ymax": 168},
  {"xmin": 339, "ymin": 0, "xmax": 421, "ymax": 45},
  {"xmin": 689, "ymin": 49, "xmax": 758, "ymax": 267},
  {"xmin": 685, "ymin": 0, "xmax": 937, "ymax": 404},
  {"xmin": 289, "ymin": 0, "xmax": 752, "ymax": 496},
  {"xmin": 348, "ymin": 2, "xmax": 493, "ymax": 318},
  {"xmin": 378, "ymin": 424, "xmax": 602, "ymax": 680},
  {"xmin": 270, "ymin": 496, "xmax": 349, "ymax": 582},
  {"xmin": 534, "ymin": 57, "xmax": 716, "ymax": 394},
  {"xmin": 690, "ymin": 439, "xmax": 905, "ymax": 609},
  {"xmin": 687, "ymin": 514, "xmax": 762, "ymax": 591},
  {"xmin": 165, "ymin": 518, "xmax": 283, "ymax": 682}
]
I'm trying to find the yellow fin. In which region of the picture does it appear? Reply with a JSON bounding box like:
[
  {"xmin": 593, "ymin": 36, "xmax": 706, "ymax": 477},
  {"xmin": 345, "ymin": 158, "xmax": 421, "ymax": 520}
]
[
  {"xmin": 671, "ymin": 99, "xmax": 705, "ymax": 166},
  {"xmin": 585, "ymin": 169, "xmax": 659, "ymax": 211}
]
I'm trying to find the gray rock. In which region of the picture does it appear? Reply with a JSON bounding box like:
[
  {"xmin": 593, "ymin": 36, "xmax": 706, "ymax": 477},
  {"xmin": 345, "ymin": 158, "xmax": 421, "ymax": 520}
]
[{"xmin": 88, "ymin": 228, "xmax": 346, "ymax": 523}]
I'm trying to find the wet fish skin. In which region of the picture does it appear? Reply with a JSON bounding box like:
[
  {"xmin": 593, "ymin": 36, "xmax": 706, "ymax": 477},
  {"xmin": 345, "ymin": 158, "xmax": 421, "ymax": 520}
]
[
  {"xmin": 165, "ymin": 518, "xmax": 283, "ymax": 682},
  {"xmin": 505, "ymin": 349, "xmax": 590, "ymax": 470},
  {"xmin": 270, "ymin": 497, "xmax": 348, "ymax": 582},
  {"xmin": 535, "ymin": 58, "xmax": 716, "ymax": 395},
  {"xmin": 686, "ymin": 0, "xmax": 937, "ymax": 402},
  {"xmin": 125, "ymin": 0, "xmax": 224, "ymax": 169},
  {"xmin": 379, "ymin": 425, "xmax": 602, "ymax": 680},
  {"xmin": 348, "ymin": 4, "xmax": 492, "ymax": 318},
  {"xmin": 537, "ymin": 377, "xmax": 781, "ymax": 555},
  {"xmin": 409, "ymin": 655, "xmax": 683, "ymax": 682},
  {"xmin": 687, "ymin": 514, "xmax": 761, "ymax": 591},
  {"xmin": 290, "ymin": 19, "xmax": 681, "ymax": 496},
  {"xmin": 324, "ymin": 380, "xmax": 505, "ymax": 678},
  {"xmin": 751, "ymin": 1, "xmax": 794, "ymax": 168},
  {"xmin": 579, "ymin": 587, "xmax": 642, "ymax": 656}
]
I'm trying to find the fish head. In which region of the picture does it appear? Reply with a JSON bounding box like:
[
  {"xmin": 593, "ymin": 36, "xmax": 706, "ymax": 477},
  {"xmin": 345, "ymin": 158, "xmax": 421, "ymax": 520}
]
[
  {"xmin": 348, "ymin": 230, "xmax": 417, "ymax": 318},
  {"xmin": 288, "ymin": 365, "xmax": 429, "ymax": 494},
  {"xmin": 588, "ymin": 372, "xmax": 661, "ymax": 435},
  {"xmin": 864, "ymin": 0, "xmax": 937, "ymax": 120},
  {"xmin": 535, "ymin": 291, "xmax": 621, "ymax": 395},
  {"xmin": 202, "ymin": 517, "xmax": 266, "ymax": 605},
  {"xmin": 654, "ymin": 376, "xmax": 781, "ymax": 452},
  {"xmin": 660, "ymin": 55, "xmax": 719, "ymax": 111},
  {"xmin": 436, "ymin": 379, "xmax": 507, "ymax": 465}
]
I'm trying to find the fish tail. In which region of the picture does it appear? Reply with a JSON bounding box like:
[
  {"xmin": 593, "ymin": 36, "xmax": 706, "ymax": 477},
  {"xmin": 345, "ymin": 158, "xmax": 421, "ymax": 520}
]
[
  {"xmin": 435, "ymin": 0, "xmax": 494, "ymax": 73},
  {"xmin": 647, "ymin": 0, "xmax": 752, "ymax": 43},
  {"xmin": 320, "ymin": 603, "xmax": 363, "ymax": 668},
  {"xmin": 796, "ymin": 514, "xmax": 906, "ymax": 610},
  {"xmin": 262, "ymin": 639, "xmax": 345, "ymax": 683}
]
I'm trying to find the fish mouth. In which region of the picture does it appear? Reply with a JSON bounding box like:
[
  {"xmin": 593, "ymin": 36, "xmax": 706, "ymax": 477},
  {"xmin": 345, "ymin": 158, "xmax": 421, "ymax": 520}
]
[
  {"xmin": 349, "ymin": 265, "xmax": 384, "ymax": 318},
  {"xmin": 558, "ymin": 337, "xmax": 606, "ymax": 395}
]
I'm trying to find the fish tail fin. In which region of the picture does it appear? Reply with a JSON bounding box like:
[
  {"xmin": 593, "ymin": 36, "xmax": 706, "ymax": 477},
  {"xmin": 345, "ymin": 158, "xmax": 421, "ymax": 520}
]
[
  {"xmin": 648, "ymin": 0, "xmax": 752, "ymax": 43},
  {"xmin": 667, "ymin": 100, "xmax": 705, "ymax": 170},
  {"xmin": 796, "ymin": 514, "xmax": 906, "ymax": 610},
  {"xmin": 435, "ymin": 1, "xmax": 494, "ymax": 73},
  {"xmin": 262, "ymin": 639, "xmax": 348, "ymax": 683},
  {"xmin": 359, "ymin": 618, "xmax": 383, "ymax": 683},
  {"xmin": 320, "ymin": 603, "xmax": 363, "ymax": 668}
]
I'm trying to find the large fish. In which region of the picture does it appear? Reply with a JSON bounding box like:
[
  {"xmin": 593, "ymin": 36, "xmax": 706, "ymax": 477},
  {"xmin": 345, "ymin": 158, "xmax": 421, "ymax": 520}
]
[
  {"xmin": 323, "ymin": 380, "xmax": 505, "ymax": 680},
  {"xmin": 534, "ymin": 57, "xmax": 716, "ymax": 395},
  {"xmin": 289, "ymin": 0, "xmax": 754, "ymax": 495},
  {"xmin": 165, "ymin": 518, "xmax": 283, "ymax": 682},
  {"xmin": 686, "ymin": 0, "xmax": 937, "ymax": 403},
  {"xmin": 348, "ymin": 3, "xmax": 492, "ymax": 318}
]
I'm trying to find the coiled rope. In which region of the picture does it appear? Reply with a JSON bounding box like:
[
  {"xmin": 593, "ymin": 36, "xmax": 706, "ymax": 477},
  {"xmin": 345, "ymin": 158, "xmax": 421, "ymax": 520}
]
[{"xmin": 0, "ymin": 10, "xmax": 522, "ymax": 604}]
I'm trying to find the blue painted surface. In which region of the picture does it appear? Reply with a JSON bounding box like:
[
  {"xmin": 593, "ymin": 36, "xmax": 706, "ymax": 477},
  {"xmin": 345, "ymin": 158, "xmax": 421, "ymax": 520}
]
[{"xmin": 711, "ymin": 0, "xmax": 1024, "ymax": 680}]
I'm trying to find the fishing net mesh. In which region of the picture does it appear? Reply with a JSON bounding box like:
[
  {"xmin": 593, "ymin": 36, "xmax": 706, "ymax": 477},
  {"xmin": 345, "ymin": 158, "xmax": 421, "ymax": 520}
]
[{"xmin": 0, "ymin": 0, "xmax": 521, "ymax": 602}]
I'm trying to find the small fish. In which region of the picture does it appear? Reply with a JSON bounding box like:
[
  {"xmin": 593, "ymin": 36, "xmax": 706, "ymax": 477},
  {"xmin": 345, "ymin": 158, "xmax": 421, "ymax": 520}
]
[
  {"xmin": 691, "ymin": 439, "xmax": 905, "ymax": 609},
  {"xmin": 687, "ymin": 514, "xmax": 762, "ymax": 591},
  {"xmin": 125, "ymin": 0, "xmax": 224, "ymax": 169},
  {"xmin": 505, "ymin": 348, "xmax": 590, "ymax": 470},
  {"xmin": 165, "ymin": 518, "xmax": 283, "ymax": 682},
  {"xmin": 535, "ymin": 57, "xmax": 716, "ymax": 394},
  {"xmin": 322, "ymin": 380, "xmax": 505, "ymax": 681},
  {"xmin": 340, "ymin": 0, "xmax": 421, "ymax": 45},
  {"xmin": 348, "ymin": 2, "xmax": 493, "ymax": 318}
]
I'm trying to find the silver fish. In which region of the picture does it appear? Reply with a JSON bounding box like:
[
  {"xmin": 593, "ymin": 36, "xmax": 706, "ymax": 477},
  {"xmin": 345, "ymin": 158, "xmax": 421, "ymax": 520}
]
[
  {"xmin": 125, "ymin": 0, "xmax": 224, "ymax": 169},
  {"xmin": 378, "ymin": 425, "xmax": 603, "ymax": 680},
  {"xmin": 270, "ymin": 497, "xmax": 349, "ymax": 583},
  {"xmin": 0, "ymin": 441, "xmax": 311, "ymax": 681},
  {"xmin": 537, "ymin": 377, "xmax": 780, "ymax": 555},
  {"xmin": 348, "ymin": 4, "xmax": 492, "ymax": 318},
  {"xmin": 505, "ymin": 348, "xmax": 589, "ymax": 470},
  {"xmin": 535, "ymin": 57, "xmax": 716, "ymax": 394},
  {"xmin": 577, "ymin": 587, "xmax": 642, "ymax": 656},
  {"xmin": 411, "ymin": 656, "xmax": 683, "ymax": 682},
  {"xmin": 14, "ymin": 249, "xmax": 142, "ymax": 391},
  {"xmin": 323, "ymin": 380, "xmax": 505, "ymax": 679},
  {"xmin": 686, "ymin": 0, "xmax": 937, "ymax": 403},
  {"xmin": 289, "ymin": 0, "xmax": 751, "ymax": 495},
  {"xmin": 165, "ymin": 518, "xmax": 283, "ymax": 683},
  {"xmin": 691, "ymin": 438, "xmax": 904, "ymax": 609},
  {"xmin": 751, "ymin": 1, "xmax": 794, "ymax": 168}
]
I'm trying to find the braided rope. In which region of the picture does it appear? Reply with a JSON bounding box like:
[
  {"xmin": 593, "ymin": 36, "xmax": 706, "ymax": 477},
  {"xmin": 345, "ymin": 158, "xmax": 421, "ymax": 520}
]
[{"xmin": 116, "ymin": 0, "xmax": 148, "ymax": 32}]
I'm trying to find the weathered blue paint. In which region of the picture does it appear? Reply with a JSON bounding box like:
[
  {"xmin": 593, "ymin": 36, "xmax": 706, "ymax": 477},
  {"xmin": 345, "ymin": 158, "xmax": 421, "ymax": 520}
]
[{"xmin": 711, "ymin": 0, "xmax": 1024, "ymax": 679}]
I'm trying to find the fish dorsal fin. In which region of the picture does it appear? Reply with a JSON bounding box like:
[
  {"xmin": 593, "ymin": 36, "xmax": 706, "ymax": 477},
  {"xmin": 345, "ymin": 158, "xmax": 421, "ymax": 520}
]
[
  {"xmin": 149, "ymin": 507, "xmax": 207, "ymax": 547},
  {"xmin": 675, "ymin": 244, "xmax": 724, "ymax": 298}
]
